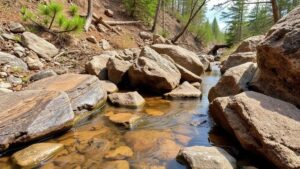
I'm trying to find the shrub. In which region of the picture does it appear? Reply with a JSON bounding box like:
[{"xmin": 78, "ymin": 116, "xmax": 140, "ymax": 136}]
[{"xmin": 21, "ymin": 2, "xmax": 85, "ymax": 33}]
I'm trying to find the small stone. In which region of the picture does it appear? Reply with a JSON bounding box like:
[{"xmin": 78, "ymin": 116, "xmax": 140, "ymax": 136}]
[
  {"xmin": 100, "ymin": 39, "xmax": 112, "ymax": 50},
  {"xmin": 177, "ymin": 146, "xmax": 237, "ymax": 169},
  {"xmin": 0, "ymin": 72, "xmax": 7, "ymax": 78},
  {"xmin": 8, "ymin": 22, "xmax": 25, "ymax": 33},
  {"xmin": 164, "ymin": 81, "xmax": 202, "ymax": 99},
  {"xmin": 96, "ymin": 24, "xmax": 108, "ymax": 33},
  {"xmin": 87, "ymin": 36, "xmax": 97, "ymax": 44},
  {"xmin": 190, "ymin": 119, "xmax": 207, "ymax": 127},
  {"xmin": 7, "ymin": 75, "xmax": 22, "ymax": 85},
  {"xmin": 108, "ymin": 91, "xmax": 145, "ymax": 108},
  {"xmin": 30, "ymin": 69, "xmax": 57, "ymax": 82},
  {"xmin": 13, "ymin": 43, "xmax": 26, "ymax": 57},
  {"xmin": 12, "ymin": 143, "xmax": 64, "ymax": 168},
  {"xmin": 1, "ymin": 33, "xmax": 16, "ymax": 41},
  {"xmin": 139, "ymin": 31, "xmax": 152, "ymax": 40},
  {"xmin": 105, "ymin": 9, "xmax": 114, "ymax": 17},
  {"xmin": 0, "ymin": 82, "xmax": 12, "ymax": 88},
  {"xmin": 99, "ymin": 80, "xmax": 118, "ymax": 94},
  {"xmin": 108, "ymin": 113, "xmax": 141, "ymax": 128},
  {"xmin": 104, "ymin": 146, "xmax": 133, "ymax": 160},
  {"xmin": 0, "ymin": 88, "xmax": 13, "ymax": 94},
  {"xmin": 24, "ymin": 52, "xmax": 44, "ymax": 70}
]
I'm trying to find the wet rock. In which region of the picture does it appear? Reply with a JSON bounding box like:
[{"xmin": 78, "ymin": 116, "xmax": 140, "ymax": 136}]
[
  {"xmin": 7, "ymin": 75, "xmax": 22, "ymax": 85},
  {"xmin": 100, "ymin": 39, "xmax": 112, "ymax": 50},
  {"xmin": 26, "ymin": 74, "xmax": 107, "ymax": 112},
  {"xmin": 209, "ymin": 91, "xmax": 300, "ymax": 169},
  {"xmin": 221, "ymin": 52, "xmax": 256, "ymax": 74},
  {"xmin": 8, "ymin": 22, "xmax": 25, "ymax": 33},
  {"xmin": 104, "ymin": 146, "xmax": 133, "ymax": 160},
  {"xmin": 125, "ymin": 130, "xmax": 180, "ymax": 160},
  {"xmin": 208, "ymin": 62, "xmax": 257, "ymax": 102},
  {"xmin": 0, "ymin": 51, "xmax": 28, "ymax": 70},
  {"xmin": 100, "ymin": 80, "xmax": 118, "ymax": 93},
  {"xmin": 198, "ymin": 54, "xmax": 210, "ymax": 71},
  {"xmin": 144, "ymin": 108, "xmax": 165, "ymax": 116},
  {"xmin": 176, "ymin": 63, "xmax": 202, "ymax": 83},
  {"xmin": 105, "ymin": 9, "xmax": 114, "ymax": 17},
  {"xmin": 21, "ymin": 32, "xmax": 59, "ymax": 59},
  {"xmin": 233, "ymin": 35, "xmax": 264, "ymax": 53},
  {"xmin": 108, "ymin": 91, "xmax": 145, "ymax": 108},
  {"xmin": 24, "ymin": 52, "xmax": 44, "ymax": 70},
  {"xmin": 0, "ymin": 90, "xmax": 74, "ymax": 151},
  {"xmin": 165, "ymin": 81, "xmax": 202, "ymax": 99},
  {"xmin": 102, "ymin": 160, "xmax": 130, "ymax": 169},
  {"xmin": 177, "ymin": 146, "xmax": 237, "ymax": 169},
  {"xmin": 12, "ymin": 143, "xmax": 64, "ymax": 168},
  {"xmin": 251, "ymin": 7, "xmax": 300, "ymax": 107},
  {"xmin": 86, "ymin": 36, "xmax": 97, "ymax": 44},
  {"xmin": 107, "ymin": 57, "xmax": 132, "ymax": 84},
  {"xmin": 30, "ymin": 69, "xmax": 57, "ymax": 82},
  {"xmin": 139, "ymin": 31, "xmax": 153, "ymax": 39},
  {"xmin": 108, "ymin": 113, "xmax": 141, "ymax": 128},
  {"xmin": 85, "ymin": 54, "xmax": 113, "ymax": 79},
  {"xmin": 53, "ymin": 152, "xmax": 85, "ymax": 167},
  {"xmin": 128, "ymin": 47, "xmax": 180, "ymax": 92},
  {"xmin": 151, "ymin": 44, "xmax": 204, "ymax": 75}
]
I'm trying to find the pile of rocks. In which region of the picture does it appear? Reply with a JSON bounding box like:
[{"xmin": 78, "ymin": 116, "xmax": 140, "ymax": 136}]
[{"xmin": 207, "ymin": 6, "xmax": 300, "ymax": 169}]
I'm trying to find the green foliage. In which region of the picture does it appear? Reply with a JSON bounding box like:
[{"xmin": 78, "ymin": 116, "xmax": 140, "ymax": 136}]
[
  {"xmin": 21, "ymin": 2, "xmax": 85, "ymax": 33},
  {"xmin": 160, "ymin": 29, "xmax": 170, "ymax": 38},
  {"xmin": 123, "ymin": 0, "xmax": 158, "ymax": 25},
  {"xmin": 196, "ymin": 19, "xmax": 225, "ymax": 45}
]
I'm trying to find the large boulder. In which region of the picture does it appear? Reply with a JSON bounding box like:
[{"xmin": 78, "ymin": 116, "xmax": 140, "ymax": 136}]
[
  {"xmin": 209, "ymin": 91, "xmax": 300, "ymax": 169},
  {"xmin": 251, "ymin": 7, "xmax": 300, "ymax": 107},
  {"xmin": 128, "ymin": 47, "xmax": 180, "ymax": 92},
  {"xmin": 107, "ymin": 57, "xmax": 132, "ymax": 84},
  {"xmin": 177, "ymin": 146, "xmax": 237, "ymax": 169},
  {"xmin": 220, "ymin": 52, "xmax": 256, "ymax": 74},
  {"xmin": 85, "ymin": 54, "xmax": 113, "ymax": 80},
  {"xmin": 26, "ymin": 74, "xmax": 107, "ymax": 113},
  {"xmin": 151, "ymin": 44, "xmax": 204, "ymax": 75},
  {"xmin": 0, "ymin": 90, "xmax": 74, "ymax": 152},
  {"xmin": 208, "ymin": 62, "xmax": 257, "ymax": 102},
  {"xmin": 21, "ymin": 32, "xmax": 59, "ymax": 59},
  {"xmin": 164, "ymin": 81, "xmax": 202, "ymax": 99},
  {"xmin": 0, "ymin": 52, "xmax": 28, "ymax": 70},
  {"xmin": 233, "ymin": 35, "xmax": 265, "ymax": 53}
]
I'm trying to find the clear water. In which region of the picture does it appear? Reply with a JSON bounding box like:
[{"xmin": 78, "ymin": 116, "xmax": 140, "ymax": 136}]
[{"xmin": 0, "ymin": 63, "xmax": 275, "ymax": 169}]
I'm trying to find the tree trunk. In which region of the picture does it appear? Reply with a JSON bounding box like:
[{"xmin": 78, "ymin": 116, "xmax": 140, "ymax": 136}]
[
  {"xmin": 151, "ymin": 0, "xmax": 162, "ymax": 32},
  {"xmin": 84, "ymin": 0, "xmax": 93, "ymax": 32},
  {"xmin": 271, "ymin": 0, "xmax": 280, "ymax": 23},
  {"xmin": 171, "ymin": 0, "xmax": 206, "ymax": 43}
]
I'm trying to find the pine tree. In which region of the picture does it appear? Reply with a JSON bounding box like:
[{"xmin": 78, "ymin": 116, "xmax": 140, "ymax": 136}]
[
  {"xmin": 221, "ymin": 0, "xmax": 247, "ymax": 44},
  {"xmin": 247, "ymin": 3, "xmax": 272, "ymax": 36}
]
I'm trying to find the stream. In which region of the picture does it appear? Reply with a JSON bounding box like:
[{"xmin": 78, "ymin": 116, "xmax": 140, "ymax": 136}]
[{"xmin": 0, "ymin": 63, "xmax": 273, "ymax": 169}]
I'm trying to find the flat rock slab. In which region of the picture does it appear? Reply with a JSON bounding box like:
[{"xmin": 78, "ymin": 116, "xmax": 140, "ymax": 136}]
[
  {"xmin": 21, "ymin": 32, "xmax": 59, "ymax": 59},
  {"xmin": 0, "ymin": 51, "xmax": 28, "ymax": 70},
  {"xmin": 210, "ymin": 91, "xmax": 300, "ymax": 169},
  {"xmin": 221, "ymin": 52, "xmax": 256, "ymax": 74},
  {"xmin": 108, "ymin": 91, "xmax": 145, "ymax": 108},
  {"xmin": 108, "ymin": 113, "xmax": 141, "ymax": 129},
  {"xmin": 165, "ymin": 81, "xmax": 202, "ymax": 99},
  {"xmin": 177, "ymin": 146, "xmax": 236, "ymax": 169},
  {"xmin": 12, "ymin": 143, "xmax": 64, "ymax": 168},
  {"xmin": 0, "ymin": 90, "xmax": 74, "ymax": 152},
  {"xmin": 26, "ymin": 74, "xmax": 107, "ymax": 112}
]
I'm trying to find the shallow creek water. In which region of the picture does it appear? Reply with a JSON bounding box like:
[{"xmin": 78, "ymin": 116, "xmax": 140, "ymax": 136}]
[{"xmin": 0, "ymin": 64, "xmax": 274, "ymax": 169}]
